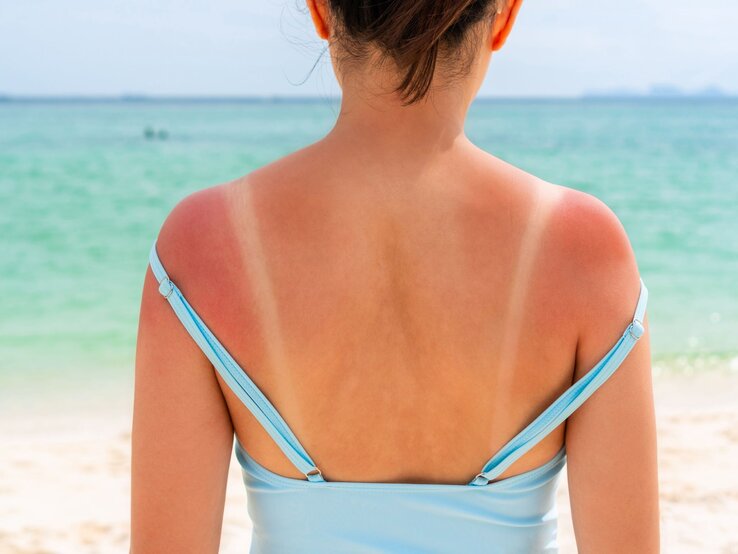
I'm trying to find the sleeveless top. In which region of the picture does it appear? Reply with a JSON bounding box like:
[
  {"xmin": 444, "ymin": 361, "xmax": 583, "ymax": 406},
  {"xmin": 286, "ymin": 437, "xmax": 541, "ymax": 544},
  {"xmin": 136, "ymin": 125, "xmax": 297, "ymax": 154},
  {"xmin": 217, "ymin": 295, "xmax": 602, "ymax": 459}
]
[{"xmin": 148, "ymin": 241, "xmax": 648, "ymax": 553}]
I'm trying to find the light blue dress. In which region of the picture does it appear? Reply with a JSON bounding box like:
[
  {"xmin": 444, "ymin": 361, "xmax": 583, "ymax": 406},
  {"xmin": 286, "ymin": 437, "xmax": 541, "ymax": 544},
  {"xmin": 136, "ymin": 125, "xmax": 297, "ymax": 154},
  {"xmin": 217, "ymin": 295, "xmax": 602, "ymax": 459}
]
[{"xmin": 148, "ymin": 241, "xmax": 648, "ymax": 553}]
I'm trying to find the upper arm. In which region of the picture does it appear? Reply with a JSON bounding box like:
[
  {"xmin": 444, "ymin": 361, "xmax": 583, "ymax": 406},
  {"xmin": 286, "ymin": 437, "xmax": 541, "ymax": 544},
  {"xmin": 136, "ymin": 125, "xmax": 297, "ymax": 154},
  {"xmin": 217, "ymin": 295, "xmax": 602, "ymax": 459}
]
[
  {"xmin": 561, "ymin": 191, "xmax": 660, "ymax": 553},
  {"xmin": 131, "ymin": 190, "xmax": 235, "ymax": 553}
]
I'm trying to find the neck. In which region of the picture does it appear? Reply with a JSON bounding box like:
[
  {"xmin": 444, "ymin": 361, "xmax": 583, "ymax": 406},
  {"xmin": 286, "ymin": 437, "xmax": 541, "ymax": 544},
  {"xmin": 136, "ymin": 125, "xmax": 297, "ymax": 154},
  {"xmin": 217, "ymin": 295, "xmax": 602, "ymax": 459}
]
[{"xmin": 325, "ymin": 79, "xmax": 475, "ymax": 161}]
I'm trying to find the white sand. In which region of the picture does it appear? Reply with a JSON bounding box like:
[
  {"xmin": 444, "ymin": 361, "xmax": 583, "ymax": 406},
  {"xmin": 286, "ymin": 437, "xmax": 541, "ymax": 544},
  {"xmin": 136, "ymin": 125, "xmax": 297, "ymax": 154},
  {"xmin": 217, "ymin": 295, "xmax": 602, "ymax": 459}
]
[{"xmin": 1, "ymin": 370, "xmax": 737, "ymax": 554}]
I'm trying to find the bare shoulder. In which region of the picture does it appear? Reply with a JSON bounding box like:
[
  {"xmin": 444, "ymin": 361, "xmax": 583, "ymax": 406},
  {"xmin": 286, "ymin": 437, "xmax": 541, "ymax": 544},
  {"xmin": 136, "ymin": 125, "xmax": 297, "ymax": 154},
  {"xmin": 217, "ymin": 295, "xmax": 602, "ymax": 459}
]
[
  {"xmin": 156, "ymin": 123, "xmax": 324, "ymax": 243},
  {"xmin": 538, "ymin": 181, "xmax": 644, "ymax": 373},
  {"xmin": 524, "ymin": 182, "xmax": 640, "ymax": 353},
  {"xmin": 153, "ymin": 179, "xmax": 238, "ymax": 283},
  {"xmin": 546, "ymin": 183, "xmax": 635, "ymax": 270},
  {"xmin": 155, "ymin": 142, "xmax": 323, "ymax": 265},
  {"xmin": 470, "ymin": 147, "xmax": 644, "ymax": 356},
  {"xmin": 476, "ymin": 151, "xmax": 637, "ymax": 277}
]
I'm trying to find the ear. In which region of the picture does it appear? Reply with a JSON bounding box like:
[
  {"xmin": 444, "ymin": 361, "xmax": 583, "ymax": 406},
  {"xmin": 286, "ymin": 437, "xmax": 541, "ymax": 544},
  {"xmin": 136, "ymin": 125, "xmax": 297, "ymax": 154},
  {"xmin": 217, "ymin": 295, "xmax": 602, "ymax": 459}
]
[
  {"xmin": 491, "ymin": 0, "xmax": 524, "ymax": 51},
  {"xmin": 306, "ymin": 0, "xmax": 331, "ymax": 40}
]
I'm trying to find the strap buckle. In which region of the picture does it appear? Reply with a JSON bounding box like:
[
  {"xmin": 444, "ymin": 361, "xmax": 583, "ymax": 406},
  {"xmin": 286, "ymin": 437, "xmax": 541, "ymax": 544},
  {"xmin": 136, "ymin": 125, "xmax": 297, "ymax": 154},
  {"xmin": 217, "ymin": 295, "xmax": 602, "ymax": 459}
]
[
  {"xmin": 158, "ymin": 278, "xmax": 175, "ymax": 299},
  {"xmin": 471, "ymin": 473, "xmax": 489, "ymax": 486},
  {"xmin": 305, "ymin": 467, "xmax": 323, "ymax": 482},
  {"xmin": 628, "ymin": 318, "xmax": 645, "ymax": 340}
]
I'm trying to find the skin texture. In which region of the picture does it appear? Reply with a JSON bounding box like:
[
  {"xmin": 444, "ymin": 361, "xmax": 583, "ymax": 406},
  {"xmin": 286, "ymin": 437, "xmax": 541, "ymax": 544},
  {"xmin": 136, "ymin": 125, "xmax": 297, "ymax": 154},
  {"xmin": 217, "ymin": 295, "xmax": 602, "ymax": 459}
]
[{"xmin": 130, "ymin": 1, "xmax": 660, "ymax": 552}]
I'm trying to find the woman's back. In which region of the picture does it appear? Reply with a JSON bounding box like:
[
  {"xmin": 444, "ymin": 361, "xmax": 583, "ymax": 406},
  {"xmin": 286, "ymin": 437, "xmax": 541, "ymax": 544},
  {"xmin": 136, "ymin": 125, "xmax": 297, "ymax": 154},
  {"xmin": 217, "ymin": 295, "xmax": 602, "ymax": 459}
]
[
  {"xmin": 159, "ymin": 135, "xmax": 593, "ymax": 478},
  {"xmin": 131, "ymin": 1, "xmax": 659, "ymax": 551}
]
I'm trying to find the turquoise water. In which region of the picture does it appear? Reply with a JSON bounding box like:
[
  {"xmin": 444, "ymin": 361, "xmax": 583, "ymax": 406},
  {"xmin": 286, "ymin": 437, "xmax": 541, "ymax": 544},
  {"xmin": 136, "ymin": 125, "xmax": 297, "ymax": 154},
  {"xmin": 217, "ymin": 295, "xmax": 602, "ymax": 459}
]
[{"xmin": 1, "ymin": 98, "xmax": 736, "ymax": 390}]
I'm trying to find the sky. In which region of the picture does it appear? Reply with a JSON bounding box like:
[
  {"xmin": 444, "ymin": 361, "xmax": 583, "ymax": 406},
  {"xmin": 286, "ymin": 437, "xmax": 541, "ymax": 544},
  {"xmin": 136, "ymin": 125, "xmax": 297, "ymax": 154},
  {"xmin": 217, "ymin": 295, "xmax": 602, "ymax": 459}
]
[{"xmin": 1, "ymin": 0, "xmax": 737, "ymax": 98}]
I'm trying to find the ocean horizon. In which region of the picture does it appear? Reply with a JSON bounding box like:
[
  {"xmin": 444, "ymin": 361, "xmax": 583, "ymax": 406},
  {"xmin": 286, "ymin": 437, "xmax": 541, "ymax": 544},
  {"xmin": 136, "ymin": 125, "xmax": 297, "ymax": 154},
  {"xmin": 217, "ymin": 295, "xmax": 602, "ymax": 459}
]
[
  {"xmin": 2, "ymin": 97, "xmax": 737, "ymax": 396},
  {"xmin": 2, "ymin": 94, "xmax": 737, "ymax": 102}
]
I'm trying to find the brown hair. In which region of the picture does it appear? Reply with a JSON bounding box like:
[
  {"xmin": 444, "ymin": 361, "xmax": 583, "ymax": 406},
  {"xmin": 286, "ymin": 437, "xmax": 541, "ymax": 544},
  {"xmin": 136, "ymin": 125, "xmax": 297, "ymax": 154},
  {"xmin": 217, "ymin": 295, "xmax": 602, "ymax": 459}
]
[{"xmin": 326, "ymin": 0, "xmax": 501, "ymax": 104}]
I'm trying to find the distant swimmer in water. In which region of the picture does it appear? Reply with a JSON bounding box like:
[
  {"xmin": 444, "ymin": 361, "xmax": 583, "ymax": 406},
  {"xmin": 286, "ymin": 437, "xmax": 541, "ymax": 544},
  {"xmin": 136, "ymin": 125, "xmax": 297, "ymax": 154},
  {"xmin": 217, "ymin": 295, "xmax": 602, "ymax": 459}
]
[{"xmin": 144, "ymin": 126, "xmax": 168, "ymax": 140}]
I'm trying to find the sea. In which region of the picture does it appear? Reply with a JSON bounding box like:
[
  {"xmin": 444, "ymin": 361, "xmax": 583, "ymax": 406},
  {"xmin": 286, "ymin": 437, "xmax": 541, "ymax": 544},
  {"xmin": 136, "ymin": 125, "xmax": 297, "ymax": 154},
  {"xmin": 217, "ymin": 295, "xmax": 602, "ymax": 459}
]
[{"xmin": 1, "ymin": 97, "xmax": 737, "ymax": 398}]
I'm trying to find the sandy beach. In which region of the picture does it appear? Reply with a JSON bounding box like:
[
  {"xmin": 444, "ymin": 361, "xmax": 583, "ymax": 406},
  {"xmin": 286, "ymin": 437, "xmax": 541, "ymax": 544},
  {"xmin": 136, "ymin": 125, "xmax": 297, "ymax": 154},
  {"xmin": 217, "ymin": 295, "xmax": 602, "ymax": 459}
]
[{"xmin": 1, "ymin": 368, "xmax": 737, "ymax": 554}]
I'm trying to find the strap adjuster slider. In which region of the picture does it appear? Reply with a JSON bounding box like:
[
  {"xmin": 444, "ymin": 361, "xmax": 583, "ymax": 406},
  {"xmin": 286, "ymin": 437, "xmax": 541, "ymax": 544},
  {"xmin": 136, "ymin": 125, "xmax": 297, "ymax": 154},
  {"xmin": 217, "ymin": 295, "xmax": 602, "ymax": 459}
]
[
  {"xmin": 628, "ymin": 318, "xmax": 644, "ymax": 340},
  {"xmin": 305, "ymin": 467, "xmax": 323, "ymax": 481},
  {"xmin": 471, "ymin": 473, "xmax": 489, "ymax": 486},
  {"xmin": 158, "ymin": 278, "xmax": 175, "ymax": 298}
]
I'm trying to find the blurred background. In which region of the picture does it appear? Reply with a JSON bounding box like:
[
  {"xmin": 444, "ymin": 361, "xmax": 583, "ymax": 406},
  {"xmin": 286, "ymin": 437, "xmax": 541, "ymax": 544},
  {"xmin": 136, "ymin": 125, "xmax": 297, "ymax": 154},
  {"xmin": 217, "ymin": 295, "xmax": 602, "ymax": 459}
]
[{"xmin": 1, "ymin": 1, "xmax": 737, "ymax": 552}]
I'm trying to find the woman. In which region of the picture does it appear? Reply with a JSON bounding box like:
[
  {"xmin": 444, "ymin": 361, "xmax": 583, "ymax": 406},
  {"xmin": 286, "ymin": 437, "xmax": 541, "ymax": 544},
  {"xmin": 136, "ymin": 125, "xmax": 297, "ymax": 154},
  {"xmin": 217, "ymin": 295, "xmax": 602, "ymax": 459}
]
[{"xmin": 131, "ymin": 0, "xmax": 660, "ymax": 552}]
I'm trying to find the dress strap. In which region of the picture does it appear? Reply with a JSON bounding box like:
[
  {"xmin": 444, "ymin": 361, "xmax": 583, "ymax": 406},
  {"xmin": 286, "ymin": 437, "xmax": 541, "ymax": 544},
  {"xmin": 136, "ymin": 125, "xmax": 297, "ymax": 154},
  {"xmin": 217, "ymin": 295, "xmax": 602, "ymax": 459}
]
[
  {"xmin": 469, "ymin": 278, "xmax": 648, "ymax": 486},
  {"xmin": 148, "ymin": 241, "xmax": 324, "ymax": 482}
]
